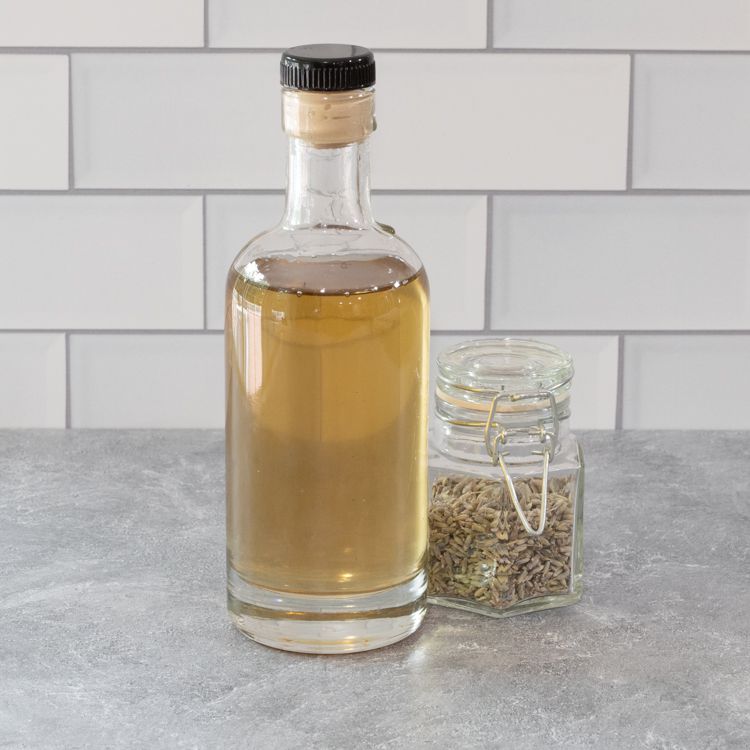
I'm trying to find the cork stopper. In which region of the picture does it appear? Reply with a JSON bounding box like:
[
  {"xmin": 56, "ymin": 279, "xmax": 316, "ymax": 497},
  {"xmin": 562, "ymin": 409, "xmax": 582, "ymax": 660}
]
[
  {"xmin": 282, "ymin": 88, "xmax": 375, "ymax": 148},
  {"xmin": 279, "ymin": 44, "xmax": 376, "ymax": 148}
]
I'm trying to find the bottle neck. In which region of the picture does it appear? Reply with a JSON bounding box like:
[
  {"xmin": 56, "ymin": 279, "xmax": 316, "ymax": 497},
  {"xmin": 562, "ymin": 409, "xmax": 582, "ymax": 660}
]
[
  {"xmin": 282, "ymin": 137, "xmax": 374, "ymax": 229},
  {"xmin": 280, "ymin": 87, "xmax": 375, "ymax": 230}
]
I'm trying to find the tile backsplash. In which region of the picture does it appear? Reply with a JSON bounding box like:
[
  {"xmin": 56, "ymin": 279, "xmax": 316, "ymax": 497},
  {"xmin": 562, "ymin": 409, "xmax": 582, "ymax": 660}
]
[
  {"xmin": 0, "ymin": 55, "xmax": 68, "ymax": 189},
  {"xmin": 0, "ymin": 1, "xmax": 747, "ymax": 429}
]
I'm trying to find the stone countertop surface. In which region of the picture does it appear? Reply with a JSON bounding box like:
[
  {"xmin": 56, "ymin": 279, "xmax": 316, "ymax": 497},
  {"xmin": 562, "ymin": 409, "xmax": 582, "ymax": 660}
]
[{"xmin": 1, "ymin": 430, "xmax": 748, "ymax": 749}]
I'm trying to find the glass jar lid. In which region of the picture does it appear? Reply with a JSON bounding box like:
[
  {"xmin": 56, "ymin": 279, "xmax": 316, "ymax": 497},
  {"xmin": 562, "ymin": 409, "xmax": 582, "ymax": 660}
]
[{"xmin": 435, "ymin": 338, "xmax": 574, "ymax": 424}]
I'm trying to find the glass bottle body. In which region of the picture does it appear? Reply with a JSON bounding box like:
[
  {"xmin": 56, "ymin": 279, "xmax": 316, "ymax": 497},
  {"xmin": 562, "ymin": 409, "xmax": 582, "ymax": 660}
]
[{"xmin": 225, "ymin": 130, "xmax": 429, "ymax": 652}]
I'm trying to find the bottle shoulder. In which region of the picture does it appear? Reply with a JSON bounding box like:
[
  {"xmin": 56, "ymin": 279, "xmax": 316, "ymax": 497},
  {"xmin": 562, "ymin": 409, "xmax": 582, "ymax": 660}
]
[{"xmin": 230, "ymin": 222, "xmax": 425, "ymax": 280}]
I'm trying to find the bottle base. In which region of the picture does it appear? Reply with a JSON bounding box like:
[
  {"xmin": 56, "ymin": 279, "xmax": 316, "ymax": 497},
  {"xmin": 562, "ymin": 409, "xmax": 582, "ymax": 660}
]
[{"xmin": 227, "ymin": 567, "xmax": 427, "ymax": 654}]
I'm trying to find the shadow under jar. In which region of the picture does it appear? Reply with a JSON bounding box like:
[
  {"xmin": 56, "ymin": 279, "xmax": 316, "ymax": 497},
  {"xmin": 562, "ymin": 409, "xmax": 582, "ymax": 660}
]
[{"xmin": 428, "ymin": 339, "xmax": 584, "ymax": 617}]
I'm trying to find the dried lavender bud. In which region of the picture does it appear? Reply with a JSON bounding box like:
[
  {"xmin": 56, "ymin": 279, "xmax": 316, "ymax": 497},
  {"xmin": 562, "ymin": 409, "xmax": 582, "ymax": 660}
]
[{"xmin": 428, "ymin": 474, "xmax": 575, "ymax": 609}]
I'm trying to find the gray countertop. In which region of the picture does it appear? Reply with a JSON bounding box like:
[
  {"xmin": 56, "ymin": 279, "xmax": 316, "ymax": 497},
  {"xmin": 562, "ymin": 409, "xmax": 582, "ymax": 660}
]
[{"xmin": 1, "ymin": 430, "xmax": 749, "ymax": 749}]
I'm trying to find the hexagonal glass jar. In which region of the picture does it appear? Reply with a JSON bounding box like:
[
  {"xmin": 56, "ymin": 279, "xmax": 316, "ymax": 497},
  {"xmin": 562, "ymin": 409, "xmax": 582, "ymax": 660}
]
[{"xmin": 428, "ymin": 339, "xmax": 583, "ymax": 617}]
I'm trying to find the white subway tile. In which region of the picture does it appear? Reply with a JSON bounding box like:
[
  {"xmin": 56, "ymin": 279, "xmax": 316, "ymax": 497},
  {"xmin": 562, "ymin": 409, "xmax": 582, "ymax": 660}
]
[
  {"xmin": 633, "ymin": 56, "xmax": 750, "ymax": 189},
  {"xmin": 491, "ymin": 196, "xmax": 750, "ymax": 330},
  {"xmin": 373, "ymin": 53, "xmax": 629, "ymax": 190},
  {"xmin": 0, "ymin": 56, "xmax": 68, "ymax": 189},
  {"xmin": 205, "ymin": 195, "xmax": 285, "ymax": 330},
  {"xmin": 73, "ymin": 54, "xmax": 285, "ymax": 189},
  {"xmin": 623, "ymin": 336, "xmax": 750, "ymax": 429},
  {"xmin": 376, "ymin": 195, "xmax": 487, "ymax": 329},
  {"xmin": 0, "ymin": 334, "xmax": 66, "ymax": 428},
  {"xmin": 0, "ymin": 197, "xmax": 203, "ymax": 329},
  {"xmin": 70, "ymin": 334, "xmax": 223, "ymax": 428},
  {"xmin": 494, "ymin": 1, "xmax": 750, "ymax": 51},
  {"xmin": 431, "ymin": 334, "xmax": 618, "ymax": 430},
  {"xmin": 210, "ymin": 0, "xmax": 486, "ymax": 49},
  {"xmin": 73, "ymin": 53, "xmax": 628, "ymax": 190},
  {"xmin": 0, "ymin": 1, "xmax": 203, "ymax": 47},
  {"xmin": 206, "ymin": 194, "xmax": 487, "ymax": 330},
  {"xmin": 542, "ymin": 335, "xmax": 619, "ymax": 430}
]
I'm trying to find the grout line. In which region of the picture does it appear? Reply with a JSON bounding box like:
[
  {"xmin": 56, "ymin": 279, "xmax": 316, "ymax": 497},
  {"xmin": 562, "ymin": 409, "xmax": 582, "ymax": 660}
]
[
  {"xmin": 626, "ymin": 54, "xmax": 635, "ymax": 191},
  {"xmin": 203, "ymin": 0, "xmax": 209, "ymax": 48},
  {"xmin": 2, "ymin": 329, "xmax": 225, "ymax": 335},
  {"xmin": 2, "ymin": 188, "xmax": 750, "ymax": 197},
  {"xmin": 67, "ymin": 54, "xmax": 74, "ymax": 190},
  {"xmin": 202, "ymin": 195, "xmax": 208, "ymax": 329},
  {"xmin": 0, "ymin": 188, "xmax": 286, "ymax": 196},
  {"xmin": 615, "ymin": 335, "xmax": 626, "ymax": 430},
  {"xmin": 3, "ymin": 328, "xmax": 750, "ymax": 336},
  {"xmin": 483, "ymin": 195, "xmax": 493, "ymax": 331},
  {"xmin": 3, "ymin": 47, "xmax": 750, "ymax": 55},
  {"xmin": 431, "ymin": 329, "xmax": 750, "ymax": 336},
  {"xmin": 486, "ymin": 0, "xmax": 494, "ymax": 49},
  {"xmin": 64, "ymin": 333, "xmax": 71, "ymax": 428}
]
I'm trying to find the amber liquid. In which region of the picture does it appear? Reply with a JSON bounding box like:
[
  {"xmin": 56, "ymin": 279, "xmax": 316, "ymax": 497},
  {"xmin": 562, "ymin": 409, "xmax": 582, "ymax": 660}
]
[{"xmin": 226, "ymin": 255, "xmax": 429, "ymax": 596}]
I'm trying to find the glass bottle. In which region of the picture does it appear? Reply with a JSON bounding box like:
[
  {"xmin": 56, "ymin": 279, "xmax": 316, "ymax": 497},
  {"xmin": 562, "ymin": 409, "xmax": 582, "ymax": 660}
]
[
  {"xmin": 225, "ymin": 45, "xmax": 430, "ymax": 653},
  {"xmin": 428, "ymin": 339, "xmax": 583, "ymax": 617}
]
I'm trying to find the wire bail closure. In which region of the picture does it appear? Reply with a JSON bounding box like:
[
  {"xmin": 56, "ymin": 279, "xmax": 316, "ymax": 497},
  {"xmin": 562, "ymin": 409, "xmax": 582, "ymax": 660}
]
[{"xmin": 483, "ymin": 391, "xmax": 559, "ymax": 538}]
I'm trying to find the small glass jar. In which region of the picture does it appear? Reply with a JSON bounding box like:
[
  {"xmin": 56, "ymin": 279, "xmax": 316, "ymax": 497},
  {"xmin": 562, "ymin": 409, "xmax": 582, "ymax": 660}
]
[{"xmin": 428, "ymin": 338, "xmax": 583, "ymax": 617}]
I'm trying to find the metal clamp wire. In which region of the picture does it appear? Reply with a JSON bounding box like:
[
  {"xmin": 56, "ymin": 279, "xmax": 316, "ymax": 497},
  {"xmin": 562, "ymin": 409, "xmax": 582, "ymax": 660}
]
[{"xmin": 483, "ymin": 391, "xmax": 558, "ymax": 538}]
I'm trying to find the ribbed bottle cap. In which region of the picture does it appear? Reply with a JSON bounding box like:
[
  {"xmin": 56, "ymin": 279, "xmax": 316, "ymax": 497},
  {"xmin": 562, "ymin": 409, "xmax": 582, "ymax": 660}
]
[{"xmin": 281, "ymin": 44, "xmax": 375, "ymax": 92}]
